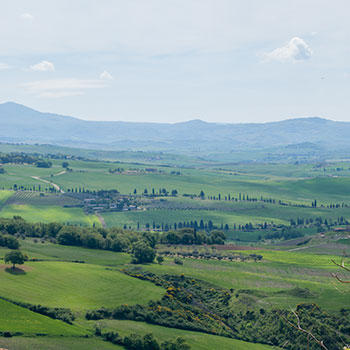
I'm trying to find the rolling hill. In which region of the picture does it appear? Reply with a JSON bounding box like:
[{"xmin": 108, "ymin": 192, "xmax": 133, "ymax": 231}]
[{"xmin": 1, "ymin": 101, "xmax": 349, "ymax": 160}]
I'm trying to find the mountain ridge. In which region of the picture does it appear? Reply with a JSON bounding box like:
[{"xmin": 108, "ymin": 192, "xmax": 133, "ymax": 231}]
[{"xmin": 0, "ymin": 102, "xmax": 349, "ymax": 159}]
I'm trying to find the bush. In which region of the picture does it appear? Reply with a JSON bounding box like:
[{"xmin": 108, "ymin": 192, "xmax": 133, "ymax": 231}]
[
  {"xmin": 0, "ymin": 235, "xmax": 19, "ymax": 249},
  {"xmin": 131, "ymin": 241, "xmax": 156, "ymax": 264},
  {"xmin": 174, "ymin": 258, "xmax": 183, "ymax": 265},
  {"xmin": 35, "ymin": 160, "xmax": 52, "ymax": 168}
]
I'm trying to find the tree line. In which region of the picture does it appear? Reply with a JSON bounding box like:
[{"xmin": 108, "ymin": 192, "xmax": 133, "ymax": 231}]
[{"xmin": 0, "ymin": 217, "xmax": 226, "ymax": 264}]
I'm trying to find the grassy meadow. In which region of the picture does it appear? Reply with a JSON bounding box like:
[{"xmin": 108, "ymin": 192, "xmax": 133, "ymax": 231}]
[
  {"xmin": 1, "ymin": 148, "xmax": 350, "ymax": 349},
  {"xmin": 0, "ymin": 260, "xmax": 164, "ymax": 311},
  {"xmin": 0, "ymin": 204, "xmax": 100, "ymax": 226},
  {"xmin": 81, "ymin": 319, "xmax": 275, "ymax": 350}
]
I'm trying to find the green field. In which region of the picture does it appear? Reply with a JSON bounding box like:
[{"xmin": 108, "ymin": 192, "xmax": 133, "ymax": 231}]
[
  {"xmin": 0, "ymin": 205, "xmax": 100, "ymax": 226},
  {"xmin": 0, "ymin": 235, "xmax": 347, "ymax": 349},
  {"xmin": 0, "ymin": 190, "xmax": 13, "ymax": 207},
  {"xmin": 0, "ymin": 337, "xmax": 122, "ymax": 350},
  {"xmin": 81, "ymin": 319, "xmax": 275, "ymax": 350},
  {"xmin": 143, "ymin": 251, "xmax": 349, "ymax": 310},
  {"xmin": 102, "ymin": 200, "xmax": 350, "ymax": 230},
  {"xmin": 2, "ymin": 147, "xmax": 350, "ymax": 349},
  {"xmin": 0, "ymin": 260, "xmax": 164, "ymax": 311},
  {"xmin": 4, "ymin": 239, "xmax": 131, "ymax": 266},
  {"xmin": 0, "ymin": 299, "xmax": 84, "ymax": 336},
  {"xmin": 4, "ymin": 159, "xmax": 350, "ymax": 204}
]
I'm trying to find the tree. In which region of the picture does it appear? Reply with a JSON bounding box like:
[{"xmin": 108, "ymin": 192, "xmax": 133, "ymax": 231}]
[
  {"xmin": 199, "ymin": 190, "xmax": 205, "ymax": 199},
  {"xmin": 0, "ymin": 235, "xmax": 19, "ymax": 249},
  {"xmin": 62, "ymin": 162, "xmax": 69, "ymax": 168},
  {"xmin": 156, "ymin": 255, "xmax": 164, "ymax": 264},
  {"xmin": 143, "ymin": 333, "xmax": 160, "ymax": 350},
  {"xmin": 35, "ymin": 160, "xmax": 52, "ymax": 168},
  {"xmin": 4, "ymin": 250, "xmax": 27, "ymax": 269},
  {"xmin": 161, "ymin": 337, "xmax": 190, "ymax": 350},
  {"xmin": 131, "ymin": 241, "xmax": 156, "ymax": 264}
]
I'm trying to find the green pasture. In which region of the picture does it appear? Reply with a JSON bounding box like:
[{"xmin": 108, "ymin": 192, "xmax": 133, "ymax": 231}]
[
  {"xmin": 144, "ymin": 251, "xmax": 349, "ymax": 310},
  {"xmin": 102, "ymin": 197, "xmax": 350, "ymax": 230},
  {"xmin": 0, "ymin": 190, "xmax": 13, "ymax": 207},
  {"xmin": 102, "ymin": 208, "xmax": 288, "ymax": 229},
  {"xmin": 5, "ymin": 239, "xmax": 131, "ymax": 266},
  {"xmin": 4, "ymin": 160, "xmax": 350, "ymax": 206},
  {"xmin": 31, "ymin": 162, "xmax": 350, "ymax": 203},
  {"xmin": 0, "ymin": 299, "xmax": 84, "ymax": 336},
  {"xmin": 0, "ymin": 204, "xmax": 100, "ymax": 226},
  {"xmin": 0, "ymin": 337, "xmax": 122, "ymax": 350},
  {"xmin": 336, "ymin": 238, "xmax": 350, "ymax": 245},
  {"xmin": 81, "ymin": 319, "xmax": 275, "ymax": 350},
  {"xmin": 0, "ymin": 260, "xmax": 164, "ymax": 311}
]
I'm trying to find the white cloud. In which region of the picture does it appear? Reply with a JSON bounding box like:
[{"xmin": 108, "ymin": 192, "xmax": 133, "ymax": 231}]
[
  {"xmin": 265, "ymin": 37, "xmax": 312, "ymax": 63},
  {"xmin": 21, "ymin": 13, "xmax": 34, "ymax": 21},
  {"xmin": 30, "ymin": 60, "xmax": 55, "ymax": 72},
  {"xmin": 99, "ymin": 70, "xmax": 114, "ymax": 80},
  {"xmin": 22, "ymin": 78, "xmax": 107, "ymax": 98},
  {"xmin": 0, "ymin": 63, "xmax": 10, "ymax": 70}
]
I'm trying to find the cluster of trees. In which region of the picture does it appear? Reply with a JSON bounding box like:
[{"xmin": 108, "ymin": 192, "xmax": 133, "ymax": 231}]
[
  {"xmin": 0, "ymin": 152, "xmax": 52, "ymax": 168},
  {"xmin": 160, "ymin": 228, "xmax": 226, "ymax": 245},
  {"xmin": 265, "ymin": 229, "xmax": 304, "ymax": 241},
  {"xmin": 142, "ymin": 220, "xmax": 229, "ymax": 232},
  {"xmin": 10, "ymin": 183, "xmax": 58, "ymax": 193},
  {"xmin": 0, "ymin": 152, "xmax": 39, "ymax": 164},
  {"xmin": 0, "ymin": 234, "xmax": 20, "ymax": 249},
  {"xmin": 35, "ymin": 160, "xmax": 52, "ymax": 168},
  {"xmin": 135, "ymin": 188, "xmax": 178, "ymax": 197},
  {"xmin": 159, "ymin": 250, "xmax": 262, "ymax": 262},
  {"xmin": 87, "ymin": 270, "xmax": 350, "ymax": 350},
  {"xmin": 0, "ymin": 217, "xmax": 226, "ymax": 250},
  {"xmin": 290, "ymin": 216, "xmax": 350, "ymax": 228},
  {"xmin": 108, "ymin": 167, "xmax": 125, "ymax": 174},
  {"xmin": 96, "ymin": 328, "xmax": 190, "ymax": 350}
]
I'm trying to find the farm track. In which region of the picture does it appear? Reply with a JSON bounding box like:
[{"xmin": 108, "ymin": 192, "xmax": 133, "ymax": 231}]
[
  {"xmin": 31, "ymin": 176, "xmax": 64, "ymax": 193},
  {"xmin": 96, "ymin": 212, "xmax": 107, "ymax": 228},
  {"xmin": 287, "ymin": 242, "xmax": 328, "ymax": 252},
  {"xmin": 53, "ymin": 170, "xmax": 66, "ymax": 177}
]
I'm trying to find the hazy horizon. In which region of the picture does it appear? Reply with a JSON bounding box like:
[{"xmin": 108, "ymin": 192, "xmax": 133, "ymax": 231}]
[{"xmin": 0, "ymin": 100, "xmax": 342, "ymax": 125}]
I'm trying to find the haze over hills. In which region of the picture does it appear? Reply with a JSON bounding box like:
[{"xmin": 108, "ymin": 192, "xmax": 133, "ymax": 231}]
[{"xmin": 0, "ymin": 101, "xmax": 349, "ymax": 161}]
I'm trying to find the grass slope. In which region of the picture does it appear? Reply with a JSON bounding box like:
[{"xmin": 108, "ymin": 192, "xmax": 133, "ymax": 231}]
[
  {"xmin": 0, "ymin": 299, "xmax": 84, "ymax": 336},
  {"xmin": 0, "ymin": 337, "xmax": 122, "ymax": 350},
  {"xmin": 144, "ymin": 251, "xmax": 349, "ymax": 310},
  {"xmin": 0, "ymin": 261, "xmax": 164, "ymax": 311},
  {"xmin": 8, "ymin": 239, "xmax": 131, "ymax": 266},
  {"xmin": 0, "ymin": 204, "xmax": 100, "ymax": 226},
  {"xmin": 0, "ymin": 190, "xmax": 13, "ymax": 207},
  {"xmin": 82, "ymin": 319, "xmax": 276, "ymax": 350}
]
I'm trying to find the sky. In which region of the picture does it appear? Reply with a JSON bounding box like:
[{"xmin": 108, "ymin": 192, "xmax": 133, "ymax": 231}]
[{"xmin": 0, "ymin": 0, "xmax": 350, "ymax": 123}]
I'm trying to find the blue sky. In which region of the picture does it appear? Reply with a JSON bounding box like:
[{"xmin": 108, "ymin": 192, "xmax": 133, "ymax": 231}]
[{"xmin": 1, "ymin": 0, "xmax": 349, "ymax": 123}]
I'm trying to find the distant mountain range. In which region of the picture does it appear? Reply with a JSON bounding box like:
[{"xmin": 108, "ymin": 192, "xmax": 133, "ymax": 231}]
[{"xmin": 1, "ymin": 101, "xmax": 349, "ymax": 162}]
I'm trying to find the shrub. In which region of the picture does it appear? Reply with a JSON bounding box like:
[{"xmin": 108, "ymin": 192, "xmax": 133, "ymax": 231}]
[
  {"xmin": 131, "ymin": 241, "xmax": 156, "ymax": 264},
  {"xmin": 174, "ymin": 258, "xmax": 183, "ymax": 265}
]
